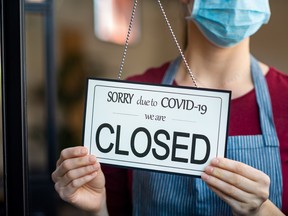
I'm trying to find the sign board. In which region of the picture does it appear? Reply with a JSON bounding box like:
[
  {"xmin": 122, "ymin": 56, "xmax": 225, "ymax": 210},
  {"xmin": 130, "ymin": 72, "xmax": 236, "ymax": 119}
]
[{"xmin": 83, "ymin": 79, "xmax": 231, "ymax": 176}]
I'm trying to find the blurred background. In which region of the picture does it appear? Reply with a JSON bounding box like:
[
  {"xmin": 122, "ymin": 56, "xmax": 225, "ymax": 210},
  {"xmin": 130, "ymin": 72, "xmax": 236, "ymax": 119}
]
[{"xmin": 0, "ymin": 0, "xmax": 288, "ymax": 215}]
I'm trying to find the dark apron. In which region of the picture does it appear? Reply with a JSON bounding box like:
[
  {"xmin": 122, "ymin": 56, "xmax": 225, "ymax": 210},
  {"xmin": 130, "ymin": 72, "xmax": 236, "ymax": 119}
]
[{"xmin": 132, "ymin": 56, "xmax": 282, "ymax": 215}]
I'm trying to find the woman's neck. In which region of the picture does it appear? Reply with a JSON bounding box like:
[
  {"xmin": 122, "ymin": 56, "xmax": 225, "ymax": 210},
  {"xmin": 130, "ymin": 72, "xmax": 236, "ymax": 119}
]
[{"xmin": 175, "ymin": 22, "xmax": 268, "ymax": 99}]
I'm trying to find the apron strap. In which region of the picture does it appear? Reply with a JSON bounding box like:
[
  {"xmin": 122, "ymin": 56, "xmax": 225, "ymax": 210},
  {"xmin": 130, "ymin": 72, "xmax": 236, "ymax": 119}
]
[
  {"xmin": 162, "ymin": 55, "xmax": 278, "ymax": 147},
  {"xmin": 161, "ymin": 56, "xmax": 181, "ymax": 85},
  {"xmin": 250, "ymin": 55, "xmax": 279, "ymax": 146}
]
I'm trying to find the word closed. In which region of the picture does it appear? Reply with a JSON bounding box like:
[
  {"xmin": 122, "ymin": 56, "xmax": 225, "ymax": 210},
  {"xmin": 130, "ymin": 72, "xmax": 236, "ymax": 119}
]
[{"xmin": 95, "ymin": 123, "xmax": 211, "ymax": 165}]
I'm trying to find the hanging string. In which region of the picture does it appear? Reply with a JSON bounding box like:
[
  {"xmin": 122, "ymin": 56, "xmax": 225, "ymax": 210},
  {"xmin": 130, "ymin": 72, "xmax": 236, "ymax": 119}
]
[
  {"xmin": 156, "ymin": 0, "xmax": 198, "ymax": 87},
  {"xmin": 118, "ymin": 0, "xmax": 138, "ymax": 80},
  {"xmin": 118, "ymin": 0, "xmax": 198, "ymax": 88}
]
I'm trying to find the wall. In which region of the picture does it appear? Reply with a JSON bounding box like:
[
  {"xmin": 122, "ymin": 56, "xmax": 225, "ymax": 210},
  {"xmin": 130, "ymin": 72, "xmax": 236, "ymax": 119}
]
[
  {"xmin": 55, "ymin": 0, "xmax": 186, "ymax": 80},
  {"xmin": 251, "ymin": 0, "xmax": 288, "ymax": 72}
]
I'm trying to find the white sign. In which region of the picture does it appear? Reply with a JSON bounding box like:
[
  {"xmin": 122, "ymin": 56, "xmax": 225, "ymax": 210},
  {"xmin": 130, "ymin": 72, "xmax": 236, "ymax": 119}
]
[{"xmin": 83, "ymin": 79, "xmax": 231, "ymax": 176}]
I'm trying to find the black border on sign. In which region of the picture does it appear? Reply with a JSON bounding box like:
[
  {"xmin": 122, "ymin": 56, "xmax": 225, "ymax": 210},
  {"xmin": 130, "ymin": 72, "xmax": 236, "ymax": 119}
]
[{"xmin": 82, "ymin": 78, "xmax": 231, "ymax": 177}]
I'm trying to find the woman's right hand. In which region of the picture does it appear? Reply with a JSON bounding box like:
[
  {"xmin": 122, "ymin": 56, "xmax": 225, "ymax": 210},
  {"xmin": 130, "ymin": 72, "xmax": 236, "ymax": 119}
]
[{"xmin": 51, "ymin": 146, "xmax": 108, "ymax": 215}]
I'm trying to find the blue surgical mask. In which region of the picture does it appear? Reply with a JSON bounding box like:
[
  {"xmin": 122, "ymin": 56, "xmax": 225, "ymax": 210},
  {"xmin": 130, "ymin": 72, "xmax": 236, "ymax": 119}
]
[{"xmin": 187, "ymin": 0, "xmax": 271, "ymax": 47}]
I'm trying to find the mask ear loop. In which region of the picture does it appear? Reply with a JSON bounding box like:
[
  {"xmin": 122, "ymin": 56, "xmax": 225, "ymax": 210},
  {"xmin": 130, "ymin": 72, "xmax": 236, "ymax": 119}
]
[{"xmin": 118, "ymin": 0, "xmax": 198, "ymax": 88}]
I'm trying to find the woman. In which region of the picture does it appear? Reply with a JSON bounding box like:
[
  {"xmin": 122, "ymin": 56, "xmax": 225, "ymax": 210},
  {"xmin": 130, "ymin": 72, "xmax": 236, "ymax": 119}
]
[{"xmin": 52, "ymin": 0, "xmax": 287, "ymax": 215}]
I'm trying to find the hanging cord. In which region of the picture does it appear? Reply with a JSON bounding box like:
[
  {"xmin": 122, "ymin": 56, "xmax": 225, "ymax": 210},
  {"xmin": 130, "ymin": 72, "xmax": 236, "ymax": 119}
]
[
  {"xmin": 118, "ymin": 0, "xmax": 198, "ymax": 87},
  {"xmin": 156, "ymin": 0, "xmax": 198, "ymax": 88},
  {"xmin": 118, "ymin": 0, "xmax": 138, "ymax": 80}
]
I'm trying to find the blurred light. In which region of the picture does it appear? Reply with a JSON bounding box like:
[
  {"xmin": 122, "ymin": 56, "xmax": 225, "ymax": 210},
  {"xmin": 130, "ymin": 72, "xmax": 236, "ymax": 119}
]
[
  {"xmin": 94, "ymin": 0, "xmax": 141, "ymax": 45},
  {"xmin": 26, "ymin": 0, "xmax": 45, "ymax": 3}
]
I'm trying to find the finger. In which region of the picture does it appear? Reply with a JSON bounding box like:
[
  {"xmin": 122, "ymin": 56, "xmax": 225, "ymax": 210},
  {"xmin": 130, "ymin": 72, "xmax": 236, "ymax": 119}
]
[
  {"xmin": 56, "ymin": 171, "xmax": 99, "ymax": 200},
  {"xmin": 206, "ymin": 184, "xmax": 245, "ymax": 214},
  {"xmin": 53, "ymin": 154, "xmax": 97, "ymax": 182},
  {"xmin": 204, "ymin": 165, "xmax": 258, "ymax": 194},
  {"xmin": 58, "ymin": 162, "xmax": 101, "ymax": 187},
  {"xmin": 206, "ymin": 183, "xmax": 265, "ymax": 215},
  {"xmin": 210, "ymin": 158, "xmax": 268, "ymax": 183},
  {"xmin": 57, "ymin": 146, "xmax": 88, "ymax": 167},
  {"xmin": 201, "ymin": 172, "xmax": 254, "ymax": 203}
]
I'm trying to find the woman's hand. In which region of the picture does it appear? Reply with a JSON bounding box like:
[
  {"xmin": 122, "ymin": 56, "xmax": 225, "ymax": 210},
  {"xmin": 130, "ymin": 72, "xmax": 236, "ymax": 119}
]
[
  {"xmin": 201, "ymin": 157, "xmax": 283, "ymax": 215},
  {"xmin": 51, "ymin": 146, "xmax": 108, "ymax": 215}
]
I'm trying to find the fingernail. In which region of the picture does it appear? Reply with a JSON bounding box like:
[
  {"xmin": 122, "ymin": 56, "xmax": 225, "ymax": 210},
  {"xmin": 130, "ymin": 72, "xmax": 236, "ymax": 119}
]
[
  {"xmin": 201, "ymin": 173, "xmax": 210, "ymax": 181},
  {"xmin": 205, "ymin": 165, "xmax": 214, "ymax": 173},
  {"xmin": 89, "ymin": 155, "xmax": 96, "ymax": 162},
  {"xmin": 212, "ymin": 158, "xmax": 220, "ymax": 165},
  {"xmin": 81, "ymin": 148, "xmax": 87, "ymax": 155},
  {"xmin": 92, "ymin": 164, "xmax": 98, "ymax": 170}
]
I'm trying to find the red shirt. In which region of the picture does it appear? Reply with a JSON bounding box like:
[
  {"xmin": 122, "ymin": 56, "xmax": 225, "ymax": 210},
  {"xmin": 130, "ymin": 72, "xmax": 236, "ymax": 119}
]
[{"xmin": 103, "ymin": 62, "xmax": 288, "ymax": 215}]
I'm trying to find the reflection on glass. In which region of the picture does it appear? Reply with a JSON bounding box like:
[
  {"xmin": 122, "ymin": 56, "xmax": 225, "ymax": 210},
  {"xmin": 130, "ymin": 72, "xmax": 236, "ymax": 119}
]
[
  {"xmin": 25, "ymin": 14, "xmax": 47, "ymax": 173},
  {"xmin": 94, "ymin": 0, "xmax": 141, "ymax": 45}
]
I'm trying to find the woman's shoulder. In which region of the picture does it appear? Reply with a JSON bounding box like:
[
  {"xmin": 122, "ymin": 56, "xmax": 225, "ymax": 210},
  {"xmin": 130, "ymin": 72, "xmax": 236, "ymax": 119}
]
[
  {"xmin": 126, "ymin": 61, "xmax": 170, "ymax": 84},
  {"xmin": 266, "ymin": 67, "xmax": 288, "ymax": 98},
  {"xmin": 267, "ymin": 67, "xmax": 288, "ymax": 87},
  {"xmin": 267, "ymin": 67, "xmax": 288, "ymax": 110}
]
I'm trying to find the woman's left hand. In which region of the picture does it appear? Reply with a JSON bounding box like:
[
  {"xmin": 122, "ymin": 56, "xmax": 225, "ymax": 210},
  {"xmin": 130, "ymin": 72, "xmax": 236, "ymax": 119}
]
[{"xmin": 201, "ymin": 157, "xmax": 270, "ymax": 215}]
